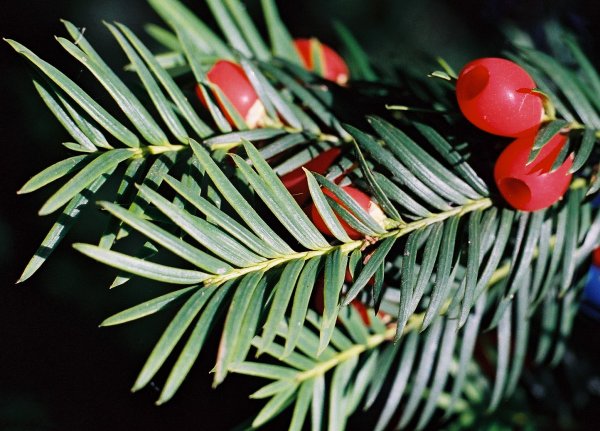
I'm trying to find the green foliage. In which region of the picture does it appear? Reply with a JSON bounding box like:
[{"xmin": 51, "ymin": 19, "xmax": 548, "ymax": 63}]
[{"xmin": 9, "ymin": 0, "xmax": 600, "ymax": 430}]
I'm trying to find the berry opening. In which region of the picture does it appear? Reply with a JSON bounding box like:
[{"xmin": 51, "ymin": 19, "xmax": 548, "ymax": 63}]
[
  {"xmin": 458, "ymin": 65, "xmax": 489, "ymax": 100},
  {"xmin": 499, "ymin": 178, "xmax": 531, "ymax": 207}
]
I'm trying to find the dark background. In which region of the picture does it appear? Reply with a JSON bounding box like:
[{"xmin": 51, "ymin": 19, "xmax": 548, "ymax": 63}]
[{"xmin": 1, "ymin": 1, "xmax": 600, "ymax": 430}]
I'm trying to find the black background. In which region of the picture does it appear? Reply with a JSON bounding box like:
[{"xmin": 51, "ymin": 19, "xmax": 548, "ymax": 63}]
[{"xmin": 2, "ymin": 1, "xmax": 600, "ymax": 430}]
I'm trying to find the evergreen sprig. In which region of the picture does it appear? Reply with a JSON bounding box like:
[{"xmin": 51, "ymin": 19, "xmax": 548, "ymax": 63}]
[{"xmin": 10, "ymin": 0, "xmax": 600, "ymax": 429}]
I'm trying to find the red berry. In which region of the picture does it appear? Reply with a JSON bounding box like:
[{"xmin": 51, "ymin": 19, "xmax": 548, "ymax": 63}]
[
  {"xmin": 280, "ymin": 148, "xmax": 342, "ymax": 205},
  {"xmin": 294, "ymin": 38, "xmax": 350, "ymax": 85},
  {"xmin": 195, "ymin": 60, "xmax": 266, "ymax": 128},
  {"xmin": 494, "ymin": 131, "xmax": 573, "ymax": 211},
  {"xmin": 593, "ymin": 247, "xmax": 600, "ymax": 267},
  {"xmin": 310, "ymin": 185, "xmax": 384, "ymax": 239},
  {"xmin": 456, "ymin": 58, "xmax": 544, "ymax": 137}
]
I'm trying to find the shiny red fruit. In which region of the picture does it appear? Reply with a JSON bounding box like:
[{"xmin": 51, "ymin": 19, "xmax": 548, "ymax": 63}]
[
  {"xmin": 494, "ymin": 131, "xmax": 573, "ymax": 211},
  {"xmin": 310, "ymin": 185, "xmax": 383, "ymax": 239},
  {"xmin": 456, "ymin": 58, "xmax": 544, "ymax": 137},
  {"xmin": 195, "ymin": 60, "xmax": 265, "ymax": 128},
  {"xmin": 294, "ymin": 38, "xmax": 350, "ymax": 85},
  {"xmin": 280, "ymin": 148, "xmax": 342, "ymax": 205}
]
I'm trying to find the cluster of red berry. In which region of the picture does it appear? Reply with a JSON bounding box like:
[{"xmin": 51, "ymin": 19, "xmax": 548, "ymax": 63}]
[
  {"xmin": 195, "ymin": 38, "xmax": 383, "ymax": 321},
  {"xmin": 456, "ymin": 58, "xmax": 573, "ymax": 211},
  {"xmin": 195, "ymin": 37, "xmax": 383, "ymax": 240},
  {"xmin": 196, "ymin": 38, "xmax": 349, "ymax": 128}
]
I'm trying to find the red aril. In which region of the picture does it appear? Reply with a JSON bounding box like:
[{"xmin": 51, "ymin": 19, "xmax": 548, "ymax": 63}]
[
  {"xmin": 310, "ymin": 185, "xmax": 384, "ymax": 239},
  {"xmin": 456, "ymin": 58, "xmax": 544, "ymax": 137},
  {"xmin": 196, "ymin": 60, "xmax": 266, "ymax": 128},
  {"xmin": 280, "ymin": 148, "xmax": 342, "ymax": 205},
  {"xmin": 294, "ymin": 38, "xmax": 350, "ymax": 85},
  {"xmin": 494, "ymin": 131, "xmax": 573, "ymax": 211}
]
